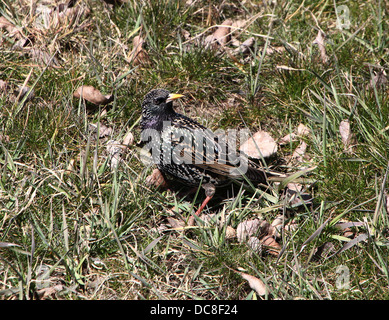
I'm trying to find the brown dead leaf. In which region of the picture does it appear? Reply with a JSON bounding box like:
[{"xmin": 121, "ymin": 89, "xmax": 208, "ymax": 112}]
[
  {"xmin": 240, "ymin": 272, "xmax": 267, "ymax": 296},
  {"xmin": 270, "ymin": 215, "xmax": 284, "ymax": 238},
  {"xmin": 291, "ymin": 141, "xmax": 307, "ymax": 163},
  {"xmin": 237, "ymin": 218, "xmax": 262, "ymax": 243},
  {"xmin": 145, "ymin": 168, "xmax": 169, "ymax": 188},
  {"xmin": 284, "ymin": 220, "xmax": 299, "ymax": 234},
  {"xmin": 261, "ymin": 235, "xmax": 281, "ymax": 256},
  {"xmin": 247, "ymin": 237, "xmax": 261, "ymax": 252},
  {"xmin": 106, "ymin": 140, "xmax": 122, "ymax": 169},
  {"xmin": 339, "ymin": 119, "xmax": 355, "ymax": 153},
  {"xmin": 30, "ymin": 48, "xmax": 59, "ymax": 67},
  {"xmin": 203, "ymin": 19, "xmax": 233, "ymax": 49},
  {"xmin": 225, "ymin": 226, "xmax": 237, "ymax": 239},
  {"xmin": 166, "ymin": 216, "xmax": 186, "ymax": 229},
  {"xmin": 89, "ymin": 123, "xmax": 113, "ymax": 138},
  {"xmin": 297, "ymin": 123, "xmax": 311, "ymax": 137},
  {"xmin": 234, "ymin": 37, "xmax": 255, "ymax": 55},
  {"xmin": 313, "ymin": 30, "xmax": 328, "ymax": 64},
  {"xmin": 129, "ymin": 35, "xmax": 150, "ymax": 66},
  {"xmin": 122, "ymin": 130, "xmax": 134, "ymax": 149},
  {"xmin": 74, "ymin": 85, "xmax": 113, "ymax": 106},
  {"xmin": 284, "ymin": 182, "xmax": 312, "ymax": 208},
  {"xmin": 231, "ymin": 19, "xmax": 248, "ymax": 30},
  {"xmin": 279, "ymin": 132, "xmax": 296, "ymax": 145},
  {"xmin": 199, "ymin": 212, "xmax": 224, "ymax": 226},
  {"xmin": 240, "ymin": 131, "xmax": 278, "ymax": 159},
  {"xmin": 35, "ymin": 284, "xmax": 63, "ymax": 300},
  {"xmin": 265, "ymin": 46, "xmax": 286, "ymax": 55}
]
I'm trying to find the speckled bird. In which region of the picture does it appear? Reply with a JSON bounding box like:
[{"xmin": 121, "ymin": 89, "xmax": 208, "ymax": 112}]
[{"xmin": 140, "ymin": 89, "xmax": 272, "ymax": 221}]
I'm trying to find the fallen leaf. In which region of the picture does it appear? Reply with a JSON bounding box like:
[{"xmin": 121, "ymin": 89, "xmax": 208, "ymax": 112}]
[
  {"xmin": 129, "ymin": 35, "xmax": 150, "ymax": 66},
  {"xmin": 313, "ymin": 30, "xmax": 328, "ymax": 64},
  {"xmin": 122, "ymin": 130, "xmax": 134, "ymax": 148},
  {"xmin": 237, "ymin": 218, "xmax": 262, "ymax": 243},
  {"xmin": 73, "ymin": 85, "xmax": 113, "ymax": 106},
  {"xmin": 166, "ymin": 216, "xmax": 186, "ymax": 229},
  {"xmin": 35, "ymin": 284, "xmax": 63, "ymax": 300},
  {"xmin": 270, "ymin": 215, "xmax": 284, "ymax": 238},
  {"xmin": 234, "ymin": 37, "xmax": 255, "ymax": 55},
  {"xmin": 279, "ymin": 123, "xmax": 310, "ymax": 145},
  {"xmin": 240, "ymin": 131, "xmax": 278, "ymax": 159},
  {"xmin": 247, "ymin": 237, "xmax": 261, "ymax": 252},
  {"xmin": 199, "ymin": 213, "xmax": 223, "ymax": 226},
  {"xmin": 145, "ymin": 168, "xmax": 168, "ymax": 188},
  {"xmin": 203, "ymin": 19, "xmax": 233, "ymax": 49},
  {"xmin": 265, "ymin": 46, "xmax": 286, "ymax": 55},
  {"xmin": 106, "ymin": 140, "xmax": 123, "ymax": 169},
  {"xmin": 339, "ymin": 120, "xmax": 355, "ymax": 153},
  {"xmin": 291, "ymin": 141, "xmax": 307, "ymax": 163},
  {"xmin": 231, "ymin": 19, "xmax": 248, "ymax": 30},
  {"xmin": 279, "ymin": 132, "xmax": 296, "ymax": 145},
  {"xmin": 240, "ymin": 272, "xmax": 267, "ymax": 296},
  {"xmin": 30, "ymin": 48, "xmax": 59, "ymax": 67},
  {"xmin": 0, "ymin": 80, "xmax": 9, "ymax": 96},
  {"xmin": 297, "ymin": 123, "xmax": 311, "ymax": 137},
  {"xmin": 89, "ymin": 123, "xmax": 113, "ymax": 138},
  {"xmin": 261, "ymin": 235, "xmax": 281, "ymax": 256},
  {"xmin": 0, "ymin": 134, "xmax": 10, "ymax": 143},
  {"xmin": 225, "ymin": 226, "xmax": 236, "ymax": 239}
]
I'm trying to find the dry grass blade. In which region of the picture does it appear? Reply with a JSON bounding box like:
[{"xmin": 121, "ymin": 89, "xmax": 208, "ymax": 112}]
[
  {"xmin": 301, "ymin": 217, "xmax": 331, "ymax": 249},
  {"xmin": 0, "ymin": 242, "xmax": 21, "ymax": 248},
  {"xmin": 330, "ymin": 233, "xmax": 369, "ymax": 258}
]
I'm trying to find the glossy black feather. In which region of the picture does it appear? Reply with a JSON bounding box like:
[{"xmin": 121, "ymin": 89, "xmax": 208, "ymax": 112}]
[{"xmin": 141, "ymin": 89, "xmax": 269, "ymax": 187}]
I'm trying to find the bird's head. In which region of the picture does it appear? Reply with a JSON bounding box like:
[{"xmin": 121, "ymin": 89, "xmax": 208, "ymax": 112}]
[{"xmin": 141, "ymin": 89, "xmax": 184, "ymax": 119}]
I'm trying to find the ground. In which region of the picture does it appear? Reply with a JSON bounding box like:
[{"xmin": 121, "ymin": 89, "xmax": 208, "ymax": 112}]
[{"xmin": 0, "ymin": 0, "xmax": 388, "ymax": 300}]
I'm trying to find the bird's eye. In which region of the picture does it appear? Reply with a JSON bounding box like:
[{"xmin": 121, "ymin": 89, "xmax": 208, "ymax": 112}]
[{"xmin": 154, "ymin": 97, "xmax": 165, "ymax": 105}]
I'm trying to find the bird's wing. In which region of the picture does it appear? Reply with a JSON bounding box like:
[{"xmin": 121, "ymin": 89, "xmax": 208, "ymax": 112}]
[{"xmin": 163, "ymin": 117, "xmax": 269, "ymax": 183}]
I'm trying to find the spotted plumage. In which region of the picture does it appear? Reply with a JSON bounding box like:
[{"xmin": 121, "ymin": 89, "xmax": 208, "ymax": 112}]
[{"xmin": 140, "ymin": 89, "xmax": 271, "ymax": 221}]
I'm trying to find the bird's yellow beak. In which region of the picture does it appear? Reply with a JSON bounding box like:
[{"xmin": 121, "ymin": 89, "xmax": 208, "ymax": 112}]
[{"xmin": 166, "ymin": 93, "xmax": 184, "ymax": 103}]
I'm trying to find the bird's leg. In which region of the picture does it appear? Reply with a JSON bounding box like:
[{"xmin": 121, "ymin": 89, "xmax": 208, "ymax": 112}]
[
  {"xmin": 188, "ymin": 183, "xmax": 215, "ymax": 226},
  {"xmin": 194, "ymin": 195, "xmax": 213, "ymax": 216}
]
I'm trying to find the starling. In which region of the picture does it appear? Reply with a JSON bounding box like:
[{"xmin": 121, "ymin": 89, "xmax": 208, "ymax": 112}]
[{"xmin": 140, "ymin": 89, "xmax": 271, "ymax": 223}]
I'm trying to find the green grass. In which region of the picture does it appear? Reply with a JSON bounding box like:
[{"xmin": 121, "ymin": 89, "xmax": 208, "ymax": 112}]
[{"xmin": 1, "ymin": 0, "xmax": 388, "ymax": 300}]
